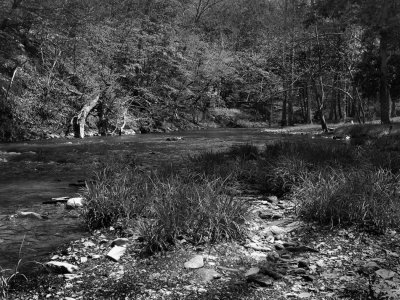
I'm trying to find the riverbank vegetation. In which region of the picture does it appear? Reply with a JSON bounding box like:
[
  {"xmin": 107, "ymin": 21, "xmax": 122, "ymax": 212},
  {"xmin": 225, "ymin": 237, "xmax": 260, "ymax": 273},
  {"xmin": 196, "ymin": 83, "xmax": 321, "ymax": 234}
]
[
  {"xmin": 1, "ymin": 0, "xmax": 400, "ymax": 141},
  {"xmin": 4, "ymin": 137, "xmax": 400, "ymax": 299},
  {"xmin": 83, "ymin": 139, "xmax": 400, "ymax": 247}
]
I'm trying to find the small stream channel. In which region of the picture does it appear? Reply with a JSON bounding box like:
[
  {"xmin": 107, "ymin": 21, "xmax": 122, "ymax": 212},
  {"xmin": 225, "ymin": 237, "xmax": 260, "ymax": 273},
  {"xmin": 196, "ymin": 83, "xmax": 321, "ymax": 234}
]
[{"xmin": 0, "ymin": 128, "xmax": 312, "ymax": 269}]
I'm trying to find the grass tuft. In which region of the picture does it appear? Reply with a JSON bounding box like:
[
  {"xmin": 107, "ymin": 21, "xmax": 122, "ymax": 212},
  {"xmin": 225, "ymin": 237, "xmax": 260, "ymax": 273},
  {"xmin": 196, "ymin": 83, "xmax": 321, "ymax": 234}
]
[
  {"xmin": 293, "ymin": 167, "xmax": 400, "ymax": 232},
  {"xmin": 81, "ymin": 152, "xmax": 250, "ymax": 252}
]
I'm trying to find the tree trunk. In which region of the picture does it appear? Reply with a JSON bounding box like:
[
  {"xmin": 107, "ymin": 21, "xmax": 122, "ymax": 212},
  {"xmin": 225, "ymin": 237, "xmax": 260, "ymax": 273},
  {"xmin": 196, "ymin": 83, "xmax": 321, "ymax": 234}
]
[
  {"xmin": 281, "ymin": 0, "xmax": 288, "ymax": 127},
  {"xmin": 72, "ymin": 93, "xmax": 100, "ymax": 138},
  {"xmin": 306, "ymin": 80, "xmax": 312, "ymax": 124},
  {"xmin": 379, "ymin": 2, "xmax": 391, "ymax": 124},
  {"xmin": 315, "ymin": 79, "xmax": 328, "ymax": 132},
  {"xmin": 269, "ymin": 97, "xmax": 274, "ymax": 127},
  {"xmin": 281, "ymin": 90, "xmax": 287, "ymax": 126},
  {"xmin": 391, "ymin": 96, "xmax": 396, "ymax": 117},
  {"xmin": 314, "ymin": 24, "xmax": 327, "ymax": 132}
]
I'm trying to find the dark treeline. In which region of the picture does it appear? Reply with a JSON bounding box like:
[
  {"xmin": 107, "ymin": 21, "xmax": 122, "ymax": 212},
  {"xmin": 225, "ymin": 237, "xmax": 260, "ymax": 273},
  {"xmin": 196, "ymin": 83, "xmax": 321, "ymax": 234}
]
[{"xmin": 0, "ymin": 0, "xmax": 399, "ymax": 140}]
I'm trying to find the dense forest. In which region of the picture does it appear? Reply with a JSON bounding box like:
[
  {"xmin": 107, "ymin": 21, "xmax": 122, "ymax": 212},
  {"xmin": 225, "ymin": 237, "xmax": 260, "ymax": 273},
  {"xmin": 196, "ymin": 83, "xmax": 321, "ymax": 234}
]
[{"xmin": 1, "ymin": 0, "xmax": 399, "ymax": 140}]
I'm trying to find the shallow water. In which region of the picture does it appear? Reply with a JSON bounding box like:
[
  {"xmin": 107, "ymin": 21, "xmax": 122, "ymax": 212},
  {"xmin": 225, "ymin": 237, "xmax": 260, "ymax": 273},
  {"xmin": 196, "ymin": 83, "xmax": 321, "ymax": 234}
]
[{"xmin": 0, "ymin": 128, "xmax": 309, "ymax": 268}]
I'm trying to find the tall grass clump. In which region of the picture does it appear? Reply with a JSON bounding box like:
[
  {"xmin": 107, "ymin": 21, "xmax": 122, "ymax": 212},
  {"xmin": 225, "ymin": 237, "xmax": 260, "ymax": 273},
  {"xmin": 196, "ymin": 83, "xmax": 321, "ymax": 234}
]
[
  {"xmin": 228, "ymin": 143, "xmax": 259, "ymax": 160},
  {"xmin": 293, "ymin": 167, "xmax": 400, "ymax": 232},
  {"xmin": 188, "ymin": 150, "xmax": 236, "ymax": 179},
  {"xmin": 138, "ymin": 174, "xmax": 250, "ymax": 253},
  {"xmin": 82, "ymin": 168, "xmax": 152, "ymax": 230},
  {"xmin": 264, "ymin": 141, "xmax": 357, "ymax": 166},
  {"xmin": 258, "ymin": 141, "xmax": 361, "ymax": 195},
  {"xmin": 81, "ymin": 151, "xmax": 251, "ymax": 252},
  {"xmin": 188, "ymin": 144, "xmax": 261, "ymax": 183},
  {"xmin": 82, "ymin": 153, "xmax": 150, "ymax": 230}
]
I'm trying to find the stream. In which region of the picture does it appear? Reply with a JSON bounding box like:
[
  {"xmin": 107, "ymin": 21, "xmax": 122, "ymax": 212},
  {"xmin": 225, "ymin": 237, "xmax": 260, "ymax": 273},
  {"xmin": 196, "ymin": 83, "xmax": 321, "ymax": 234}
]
[{"xmin": 0, "ymin": 128, "xmax": 311, "ymax": 269}]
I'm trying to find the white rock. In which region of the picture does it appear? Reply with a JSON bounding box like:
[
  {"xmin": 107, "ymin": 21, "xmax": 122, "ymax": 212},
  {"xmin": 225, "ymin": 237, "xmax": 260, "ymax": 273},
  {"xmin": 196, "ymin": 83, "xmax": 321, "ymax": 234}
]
[
  {"xmin": 16, "ymin": 211, "xmax": 43, "ymax": 220},
  {"xmin": 64, "ymin": 274, "xmax": 82, "ymax": 280},
  {"xmin": 106, "ymin": 246, "xmax": 126, "ymax": 262},
  {"xmin": 45, "ymin": 261, "xmax": 79, "ymax": 274},
  {"xmin": 250, "ymin": 252, "xmax": 267, "ymax": 262},
  {"xmin": 269, "ymin": 225, "xmax": 286, "ymax": 236},
  {"xmin": 66, "ymin": 197, "xmax": 84, "ymax": 209},
  {"xmin": 196, "ymin": 268, "xmax": 221, "ymax": 283},
  {"xmin": 244, "ymin": 267, "xmax": 260, "ymax": 277},
  {"xmin": 83, "ymin": 241, "xmax": 96, "ymax": 247},
  {"xmin": 184, "ymin": 255, "xmax": 204, "ymax": 269}
]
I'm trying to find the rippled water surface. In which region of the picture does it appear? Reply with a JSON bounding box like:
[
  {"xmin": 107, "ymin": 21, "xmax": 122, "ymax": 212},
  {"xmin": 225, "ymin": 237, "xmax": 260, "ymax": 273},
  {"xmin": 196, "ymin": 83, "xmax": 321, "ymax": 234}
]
[{"xmin": 0, "ymin": 128, "xmax": 307, "ymax": 268}]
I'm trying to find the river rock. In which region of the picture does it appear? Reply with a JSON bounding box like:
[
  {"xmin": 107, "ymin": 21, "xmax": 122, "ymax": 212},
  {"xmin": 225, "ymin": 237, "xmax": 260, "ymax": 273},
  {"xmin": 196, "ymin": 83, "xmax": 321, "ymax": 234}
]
[
  {"xmin": 83, "ymin": 240, "xmax": 96, "ymax": 248},
  {"xmin": 184, "ymin": 255, "xmax": 204, "ymax": 269},
  {"xmin": 375, "ymin": 269, "xmax": 395, "ymax": 280},
  {"xmin": 246, "ymin": 274, "xmax": 274, "ymax": 287},
  {"xmin": 166, "ymin": 136, "xmax": 183, "ymax": 141},
  {"xmin": 66, "ymin": 197, "xmax": 84, "ymax": 209},
  {"xmin": 244, "ymin": 242, "xmax": 271, "ymax": 252},
  {"xmin": 45, "ymin": 261, "xmax": 79, "ymax": 274},
  {"xmin": 358, "ymin": 261, "xmax": 380, "ymax": 275},
  {"xmin": 269, "ymin": 225, "xmax": 286, "ymax": 236},
  {"xmin": 16, "ymin": 211, "xmax": 44, "ymax": 220},
  {"xmin": 266, "ymin": 196, "xmax": 278, "ymax": 204},
  {"xmin": 298, "ymin": 260, "xmax": 310, "ymax": 269},
  {"xmin": 259, "ymin": 211, "xmax": 273, "ymax": 219},
  {"xmin": 111, "ymin": 238, "xmax": 129, "ymax": 247},
  {"xmin": 196, "ymin": 269, "xmax": 221, "ymax": 283},
  {"xmin": 106, "ymin": 246, "xmax": 127, "ymax": 262},
  {"xmin": 244, "ymin": 267, "xmax": 260, "ymax": 277}
]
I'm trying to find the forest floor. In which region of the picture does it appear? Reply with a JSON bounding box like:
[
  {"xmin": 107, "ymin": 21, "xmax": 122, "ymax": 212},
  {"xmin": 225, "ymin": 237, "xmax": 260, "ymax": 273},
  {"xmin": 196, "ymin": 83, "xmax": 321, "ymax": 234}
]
[{"xmin": 4, "ymin": 122, "xmax": 400, "ymax": 300}]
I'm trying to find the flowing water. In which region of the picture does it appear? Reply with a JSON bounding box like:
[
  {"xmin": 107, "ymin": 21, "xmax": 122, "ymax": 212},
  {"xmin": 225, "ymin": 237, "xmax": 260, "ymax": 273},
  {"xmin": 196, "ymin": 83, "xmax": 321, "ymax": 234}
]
[{"xmin": 0, "ymin": 128, "xmax": 310, "ymax": 269}]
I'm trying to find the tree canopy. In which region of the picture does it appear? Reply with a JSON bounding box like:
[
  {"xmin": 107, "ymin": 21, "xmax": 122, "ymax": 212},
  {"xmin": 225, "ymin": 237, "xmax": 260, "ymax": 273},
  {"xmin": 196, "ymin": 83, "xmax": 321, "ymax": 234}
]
[{"xmin": 1, "ymin": 0, "xmax": 399, "ymax": 140}]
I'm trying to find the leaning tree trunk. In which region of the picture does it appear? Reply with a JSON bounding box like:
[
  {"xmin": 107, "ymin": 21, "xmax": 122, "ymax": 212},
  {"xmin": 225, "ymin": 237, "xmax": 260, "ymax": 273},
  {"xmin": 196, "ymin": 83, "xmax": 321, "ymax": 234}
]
[{"xmin": 72, "ymin": 93, "xmax": 100, "ymax": 138}]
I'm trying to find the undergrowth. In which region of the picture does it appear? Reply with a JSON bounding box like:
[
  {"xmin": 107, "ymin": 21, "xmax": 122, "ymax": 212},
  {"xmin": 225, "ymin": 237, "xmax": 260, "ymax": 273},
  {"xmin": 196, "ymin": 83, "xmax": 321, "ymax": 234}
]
[
  {"xmin": 262, "ymin": 141, "xmax": 400, "ymax": 232},
  {"xmin": 81, "ymin": 140, "xmax": 400, "ymax": 254}
]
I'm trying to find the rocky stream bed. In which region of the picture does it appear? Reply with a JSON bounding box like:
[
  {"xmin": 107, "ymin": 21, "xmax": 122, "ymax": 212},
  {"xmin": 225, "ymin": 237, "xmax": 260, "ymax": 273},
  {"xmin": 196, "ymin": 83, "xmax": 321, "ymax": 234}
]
[{"xmin": 7, "ymin": 188, "xmax": 400, "ymax": 300}]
